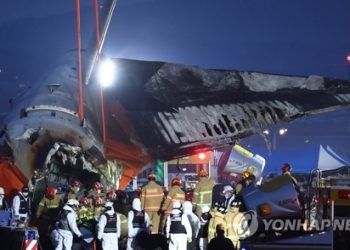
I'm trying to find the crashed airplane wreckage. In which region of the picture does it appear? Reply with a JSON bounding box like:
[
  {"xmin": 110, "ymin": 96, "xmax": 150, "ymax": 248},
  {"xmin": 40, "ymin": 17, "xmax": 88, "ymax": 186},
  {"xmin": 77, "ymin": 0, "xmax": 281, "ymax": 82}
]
[{"xmin": 2, "ymin": 55, "xmax": 350, "ymax": 189}]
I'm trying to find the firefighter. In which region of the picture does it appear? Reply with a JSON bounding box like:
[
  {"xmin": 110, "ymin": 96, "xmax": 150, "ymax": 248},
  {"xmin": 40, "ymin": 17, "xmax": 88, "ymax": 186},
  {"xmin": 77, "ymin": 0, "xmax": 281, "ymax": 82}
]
[
  {"xmin": 281, "ymin": 163, "xmax": 298, "ymax": 186},
  {"xmin": 165, "ymin": 201, "xmax": 192, "ymax": 250},
  {"xmin": 198, "ymin": 205, "xmax": 212, "ymax": 250},
  {"xmin": 0, "ymin": 187, "xmax": 8, "ymax": 210},
  {"xmin": 193, "ymin": 169, "xmax": 215, "ymax": 217},
  {"xmin": 127, "ymin": 198, "xmax": 151, "ymax": 250},
  {"xmin": 78, "ymin": 196, "xmax": 96, "ymax": 250},
  {"xmin": 67, "ymin": 178, "xmax": 81, "ymax": 200},
  {"xmin": 97, "ymin": 201, "xmax": 121, "ymax": 250},
  {"xmin": 88, "ymin": 181, "xmax": 105, "ymax": 202},
  {"xmin": 140, "ymin": 172, "xmax": 164, "ymax": 234},
  {"xmin": 55, "ymin": 199, "xmax": 83, "ymax": 250},
  {"xmin": 94, "ymin": 196, "xmax": 105, "ymax": 221},
  {"xmin": 36, "ymin": 185, "xmax": 63, "ymax": 219},
  {"xmin": 182, "ymin": 201, "xmax": 200, "ymax": 250},
  {"xmin": 235, "ymin": 171, "xmax": 251, "ymax": 195},
  {"xmin": 12, "ymin": 186, "xmax": 30, "ymax": 227},
  {"xmin": 208, "ymin": 224, "xmax": 234, "ymax": 250},
  {"xmin": 224, "ymin": 199, "xmax": 243, "ymax": 249},
  {"xmin": 162, "ymin": 177, "xmax": 186, "ymax": 215},
  {"xmin": 208, "ymin": 202, "xmax": 226, "ymax": 242}
]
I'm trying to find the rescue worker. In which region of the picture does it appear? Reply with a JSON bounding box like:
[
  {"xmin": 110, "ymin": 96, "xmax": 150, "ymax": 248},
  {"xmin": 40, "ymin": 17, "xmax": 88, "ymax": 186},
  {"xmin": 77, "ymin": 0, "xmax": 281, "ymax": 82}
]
[
  {"xmin": 162, "ymin": 177, "xmax": 186, "ymax": 215},
  {"xmin": 219, "ymin": 185, "xmax": 237, "ymax": 214},
  {"xmin": 183, "ymin": 201, "xmax": 200, "ymax": 250},
  {"xmin": 198, "ymin": 205, "xmax": 212, "ymax": 250},
  {"xmin": 94, "ymin": 196, "xmax": 105, "ymax": 221},
  {"xmin": 55, "ymin": 199, "xmax": 83, "ymax": 250},
  {"xmin": 208, "ymin": 202, "xmax": 226, "ymax": 242},
  {"xmin": 115, "ymin": 189, "xmax": 129, "ymax": 215},
  {"xmin": 0, "ymin": 187, "xmax": 8, "ymax": 210},
  {"xmin": 12, "ymin": 186, "xmax": 30, "ymax": 226},
  {"xmin": 165, "ymin": 201, "xmax": 192, "ymax": 250},
  {"xmin": 78, "ymin": 196, "xmax": 96, "ymax": 250},
  {"xmin": 106, "ymin": 189, "xmax": 117, "ymax": 203},
  {"xmin": 235, "ymin": 170, "xmax": 251, "ymax": 195},
  {"xmin": 224, "ymin": 200, "xmax": 243, "ymax": 249},
  {"xmin": 36, "ymin": 186, "xmax": 63, "ymax": 250},
  {"xmin": 88, "ymin": 181, "xmax": 105, "ymax": 202},
  {"xmin": 36, "ymin": 185, "xmax": 62, "ymax": 219},
  {"xmin": 281, "ymin": 163, "xmax": 298, "ymax": 186},
  {"xmin": 97, "ymin": 201, "xmax": 121, "ymax": 250},
  {"xmin": 208, "ymin": 224, "xmax": 234, "ymax": 250},
  {"xmin": 67, "ymin": 178, "xmax": 81, "ymax": 200},
  {"xmin": 127, "ymin": 198, "xmax": 151, "ymax": 250},
  {"xmin": 193, "ymin": 169, "xmax": 215, "ymax": 217},
  {"xmin": 140, "ymin": 172, "xmax": 164, "ymax": 234}
]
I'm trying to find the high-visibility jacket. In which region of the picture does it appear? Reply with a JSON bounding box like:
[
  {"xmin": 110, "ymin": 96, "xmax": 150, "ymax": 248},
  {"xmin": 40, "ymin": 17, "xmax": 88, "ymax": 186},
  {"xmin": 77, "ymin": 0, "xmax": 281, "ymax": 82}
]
[
  {"xmin": 208, "ymin": 209, "xmax": 226, "ymax": 242},
  {"xmin": 78, "ymin": 206, "xmax": 95, "ymax": 224},
  {"xmin": 117, "ymin": 212, "xmax": 128, "ymax": 239},
  {"xmin": 36, "ymin": 195, "xmax": 62, "ymax": 219},
  {"xmin": 224, "ymin": 207, "xmax": 242, "ymax": 249},
  {"xmin": 140, "ymin": 181, "xmax": 164, "ymax": 212},
  {"xmin": 283, "ymin": 172, "xmax": 298, "ymax": 186},
  {"xmin": 161, "ymin": 186, "xmax": 185, "ymax": 214},
  {"xmin": 193, "ymin": 177, "xmax": 215, "ymax": 215}
]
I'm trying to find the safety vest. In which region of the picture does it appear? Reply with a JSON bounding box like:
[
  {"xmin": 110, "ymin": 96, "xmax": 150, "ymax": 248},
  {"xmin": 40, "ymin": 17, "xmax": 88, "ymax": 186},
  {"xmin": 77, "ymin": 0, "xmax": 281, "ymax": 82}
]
[
  {"xmin": 169, "ymin": 213, "xmax": 186, "ymax": 234},
  {"xmin": 198, "ymin": 212, "xmax": 211, "ymax": 238},
  {"xmin": 58, "ymin": 209, "xmax": 71, "ymax": 231},
  {"xmin": 193, "ymin": 178, "xmax": 215, "ymax": 208},
  {"xmin": 132, "ymin": 209, "xmax": 145, "ymax": 228},
  {"xmin": 19, "ymin": 193, "xmax": 29, "ymax": 215},
  {"xmin": 104, "ymin": 213, "xmax": 117, "ymax": 233},
  {"xmin": 162, "ymin": 186, "xmax": 185, "ymax": 214}
]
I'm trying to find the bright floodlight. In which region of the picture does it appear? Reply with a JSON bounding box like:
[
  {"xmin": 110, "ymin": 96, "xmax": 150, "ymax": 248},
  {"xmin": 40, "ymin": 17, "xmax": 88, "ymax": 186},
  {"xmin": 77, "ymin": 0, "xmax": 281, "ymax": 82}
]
[
  {"xmin": 98, "ymin": 59, "xmax": 116, "ymax": 87},
  {"xmin": 262, "ymin": 129, "xmax": 269, "ymax": 135},
  {"xmin": 279, "ymin": 128, "xmax": 288, "ymax": 135}
]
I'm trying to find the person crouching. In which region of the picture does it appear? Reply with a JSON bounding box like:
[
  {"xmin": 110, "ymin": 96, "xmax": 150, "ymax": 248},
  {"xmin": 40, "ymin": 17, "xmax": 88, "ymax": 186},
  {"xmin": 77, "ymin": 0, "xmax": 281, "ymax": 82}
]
[
  {"xmin": 166, "ymin": 201, "xmax": 192, "ymax": 250},
  {"xmin": 97, "ymin": 201, "xmax": 121, "ymax": 250}
]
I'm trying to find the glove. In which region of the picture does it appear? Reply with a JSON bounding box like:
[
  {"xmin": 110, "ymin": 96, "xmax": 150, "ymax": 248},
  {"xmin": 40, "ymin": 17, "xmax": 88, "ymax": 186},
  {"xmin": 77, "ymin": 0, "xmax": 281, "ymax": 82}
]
[{"xmin": 187, "ymin": 237, "xmax": 192, "ymax": 243}]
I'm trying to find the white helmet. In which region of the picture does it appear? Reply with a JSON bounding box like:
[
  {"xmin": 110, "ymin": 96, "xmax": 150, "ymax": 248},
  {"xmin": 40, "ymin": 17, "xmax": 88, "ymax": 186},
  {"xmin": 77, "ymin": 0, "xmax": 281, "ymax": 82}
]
[
  {"xmin": 0, "ymin": 187, "xmax": 4, "ymax": 195},
  {"xmin": 132, "ymin": 198, "xmax": 141, "ymax": 211},
  {"xmin": 173, "ymin": 201, "xmax": 182, "ymax": 209},
  {"xmin": 66, "ymin": 199, "xmax": 79, "ymax": 206},
  {"xmin": 223, "ymin": 185, "xmax": 234, "ymax": 193},
  {"xmin": 201, "ymin": 205, "xmax": 210, "ymax": 213},
  {"xmin": 104, "ymin": 201, "xmax": 114, "ymax": 209}
]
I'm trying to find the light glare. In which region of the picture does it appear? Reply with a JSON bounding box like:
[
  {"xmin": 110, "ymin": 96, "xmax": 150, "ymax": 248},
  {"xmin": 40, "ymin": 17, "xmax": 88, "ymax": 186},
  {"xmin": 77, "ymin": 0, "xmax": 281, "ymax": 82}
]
[{"xmin": 98, "ymin": 59, "xmax": 116, "ymax": 87}]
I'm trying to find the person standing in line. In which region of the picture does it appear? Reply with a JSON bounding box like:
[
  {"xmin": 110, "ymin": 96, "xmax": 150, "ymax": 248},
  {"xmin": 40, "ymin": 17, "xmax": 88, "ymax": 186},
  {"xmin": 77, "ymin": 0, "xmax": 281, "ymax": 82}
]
[
  {"xmin": 54, "ymin": 199, "xmax": 83, "ymax": 250},
  {"xmin": 166, "ymin": 201, "xmax": 192, "ymax": 250},
  {"xmin": 127, "ymin": 198, "xmax": 151, "ymax": 250},
  {"xmin": 97, "ymin": 201, "xmax": 121, "ymax": 250},
  {"xmin": 140, "ymin": 172, "xmax": 164, "ymax": 234},
  {"xmin": 12, "ymin": 186, "xmax": 30, "ymax": 227}
]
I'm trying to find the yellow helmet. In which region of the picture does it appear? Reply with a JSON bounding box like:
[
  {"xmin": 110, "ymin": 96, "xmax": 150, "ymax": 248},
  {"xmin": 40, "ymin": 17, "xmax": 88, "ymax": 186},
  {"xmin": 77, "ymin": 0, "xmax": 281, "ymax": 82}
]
[{"xmin": 242, "ymin": 170, "xmax": 251, "ymax": 180}]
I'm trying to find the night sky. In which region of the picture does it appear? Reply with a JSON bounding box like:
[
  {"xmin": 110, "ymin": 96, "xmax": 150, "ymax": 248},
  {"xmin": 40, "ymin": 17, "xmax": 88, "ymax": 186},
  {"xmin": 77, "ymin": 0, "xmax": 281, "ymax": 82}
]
[{"xmin": 0, "ymin": 0, "xmax": 350, "ymax": 154}]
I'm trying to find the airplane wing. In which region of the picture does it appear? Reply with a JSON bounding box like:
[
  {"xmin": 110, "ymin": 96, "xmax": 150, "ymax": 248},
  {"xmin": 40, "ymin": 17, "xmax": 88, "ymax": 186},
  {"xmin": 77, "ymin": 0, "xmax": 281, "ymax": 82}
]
[{"xmin": 99, "ymin": 58, "xmax": 350, "ymax": 187}]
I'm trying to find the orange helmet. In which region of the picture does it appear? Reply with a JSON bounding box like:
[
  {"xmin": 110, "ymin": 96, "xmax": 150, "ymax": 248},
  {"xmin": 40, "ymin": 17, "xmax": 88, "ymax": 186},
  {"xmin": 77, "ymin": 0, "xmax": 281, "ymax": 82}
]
[
  {"xmin": 70, "ymin": 178, "xmax": 81, "ymax": 188},
  {"xmin": 94, "ymin": 196, "xmax": 104, "ymax": 207},
  {"xmin": 148, "ymin": 173, "xmax": 156, "ymax": 181},
  {"xmin": 171, "ymin": 177, "xmax": 182, "ymax": 186},
  {"xmin": 46, "ymin": 186, "xmax": 57, "ymax": 198},
  {"xmin": 107, "ymin": 190, "xmax": 117, "ymax": 201},
  {"xmin": 94, "ymin": 181, "xmax": 103, "ymax": 191},
  {"xmin": 80, "ymin": 196, "xmax": 89, "ymax": 207},
  {"xmin": 198, "ymin": 169, "xmax": 208, "ymax": 177},
  {"xmin": 242, "ymin": 171, "xmax": 251, "ymax": 180},
  {"xmin": 281, "ymin": 163, "xmax": 292, "ymax": 173}
]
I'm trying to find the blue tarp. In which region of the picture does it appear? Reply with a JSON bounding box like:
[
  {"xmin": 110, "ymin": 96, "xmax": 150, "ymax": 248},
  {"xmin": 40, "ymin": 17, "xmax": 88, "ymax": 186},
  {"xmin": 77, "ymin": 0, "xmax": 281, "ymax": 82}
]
[{"xmin": 246, "ymin": 144, "xmax": 350, "ymax": 174}]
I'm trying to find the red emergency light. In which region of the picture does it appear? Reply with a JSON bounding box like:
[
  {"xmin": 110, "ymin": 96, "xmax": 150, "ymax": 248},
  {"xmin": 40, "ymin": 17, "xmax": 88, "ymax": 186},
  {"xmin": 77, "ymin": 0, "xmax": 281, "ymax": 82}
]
[{"xmin": 198, "ymin": 152, "xmax": 206, "ymax": 160}]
